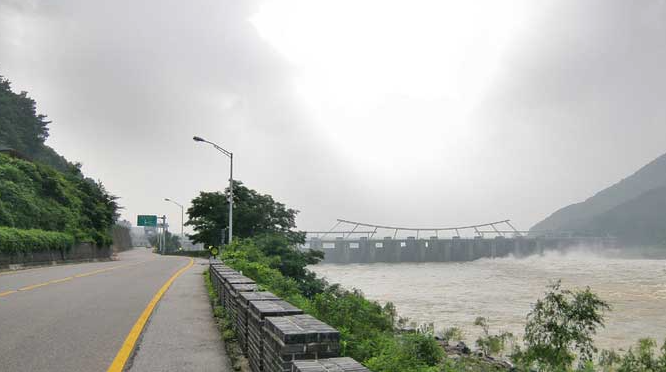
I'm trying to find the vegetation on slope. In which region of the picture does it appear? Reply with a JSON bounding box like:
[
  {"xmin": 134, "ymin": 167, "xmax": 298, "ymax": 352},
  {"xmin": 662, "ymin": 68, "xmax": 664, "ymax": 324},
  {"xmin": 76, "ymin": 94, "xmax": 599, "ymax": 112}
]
[
  {"xmin": 0, "ymin": 153, "xmax": 118, "ymax": 247},
  {"xmin": 532, "ymin": 152, "xmax": 666, "ymax": 246},
  {"xmin": 0, "ymin": 75, "xmax": 119, "ymax": 250},
  {"xmin": 584, "ymin": 186, "xmax": 666, "ymax": 246},
  {"xmin": 0, "ymin": 76, "xmax": 72, "ymax": 171},
  {"xmin": 0, "ymin": 227, "xmax": 75, "ymax": 254}
]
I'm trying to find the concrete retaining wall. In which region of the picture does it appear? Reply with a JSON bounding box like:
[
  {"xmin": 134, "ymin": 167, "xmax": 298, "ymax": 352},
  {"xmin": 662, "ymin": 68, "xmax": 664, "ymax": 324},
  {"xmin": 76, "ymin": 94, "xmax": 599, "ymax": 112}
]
[{"xmin": 0, "ymin": 243, "xmax": 112, "ymax": 271}]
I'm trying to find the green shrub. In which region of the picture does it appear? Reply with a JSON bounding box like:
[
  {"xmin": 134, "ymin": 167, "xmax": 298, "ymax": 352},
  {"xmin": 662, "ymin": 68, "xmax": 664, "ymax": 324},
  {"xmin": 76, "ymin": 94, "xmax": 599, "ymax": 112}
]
[
  {"xmin": 514, "ymin": 280, "xmax": 611, "ymax": 371},
  {"xmin": 0, "ymin": 153, "xmax": 117, "ymax": 246},
  {"xmin": 364, "ymin": 332, "xmax": 443, "ymax": 372},
  {"xmin": 600, "ymin": 338, "xmax": 666, "ymax": 372},
  {"xmin": 0, "ymin": 226, "xmax": 74, "ymax": 254}
]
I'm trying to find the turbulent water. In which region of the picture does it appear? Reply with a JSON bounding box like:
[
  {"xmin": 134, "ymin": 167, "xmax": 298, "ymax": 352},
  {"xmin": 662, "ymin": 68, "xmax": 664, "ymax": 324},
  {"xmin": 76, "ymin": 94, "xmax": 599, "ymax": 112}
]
[{"xmin": 309, "ymin": 249, "xmax": 666, "ymax": 351}]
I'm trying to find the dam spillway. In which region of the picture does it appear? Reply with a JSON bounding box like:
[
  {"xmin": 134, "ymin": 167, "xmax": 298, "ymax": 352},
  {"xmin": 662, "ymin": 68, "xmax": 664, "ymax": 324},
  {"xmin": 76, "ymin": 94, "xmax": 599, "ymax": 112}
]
[{"xmin": 300, "ymin": 236, "xmax": 616, "ymax": 264}]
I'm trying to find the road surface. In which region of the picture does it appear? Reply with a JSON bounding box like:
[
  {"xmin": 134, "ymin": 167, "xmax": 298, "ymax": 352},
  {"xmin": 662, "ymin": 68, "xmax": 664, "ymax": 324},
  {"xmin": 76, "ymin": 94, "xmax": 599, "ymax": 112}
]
[{"xmin": 0, "ymin": 248, "xmax": 229, "ymax": 372}]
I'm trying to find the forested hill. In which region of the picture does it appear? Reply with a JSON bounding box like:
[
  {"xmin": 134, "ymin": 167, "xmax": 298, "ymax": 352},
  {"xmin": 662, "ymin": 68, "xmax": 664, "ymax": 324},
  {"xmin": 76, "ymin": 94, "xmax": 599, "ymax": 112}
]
[
  {"xmin": 0, "ymin": 74, "xmax": 119, "ymax": 247},
  {"xmin": 531, "ymin": 152, "xmax": 666, "ymax": 246},
  {"xmin": 0, "ymin": 76, "xmax": 71, "ymax": 171}
]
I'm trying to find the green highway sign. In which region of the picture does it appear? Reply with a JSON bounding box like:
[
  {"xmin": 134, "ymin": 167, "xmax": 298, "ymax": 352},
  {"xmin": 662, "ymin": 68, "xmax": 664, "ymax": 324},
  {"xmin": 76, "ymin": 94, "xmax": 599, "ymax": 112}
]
[{"xmin": 137, "ymin": 215, "xmax": 158, "ymax": 227}]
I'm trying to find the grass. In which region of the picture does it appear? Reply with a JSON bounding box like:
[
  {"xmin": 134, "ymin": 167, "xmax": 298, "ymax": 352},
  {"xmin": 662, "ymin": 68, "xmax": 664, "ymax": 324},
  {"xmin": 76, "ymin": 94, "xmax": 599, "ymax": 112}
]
[{"xmin": 203, "ymin": 269, "xmax": 250, "ymax": 372}]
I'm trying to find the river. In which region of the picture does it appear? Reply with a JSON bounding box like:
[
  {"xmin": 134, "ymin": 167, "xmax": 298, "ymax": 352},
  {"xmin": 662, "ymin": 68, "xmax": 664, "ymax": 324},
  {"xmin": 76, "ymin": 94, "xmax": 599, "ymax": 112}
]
[{"xmin": 309, "ymin": 248, "xmax": 666, "ymax": 351}]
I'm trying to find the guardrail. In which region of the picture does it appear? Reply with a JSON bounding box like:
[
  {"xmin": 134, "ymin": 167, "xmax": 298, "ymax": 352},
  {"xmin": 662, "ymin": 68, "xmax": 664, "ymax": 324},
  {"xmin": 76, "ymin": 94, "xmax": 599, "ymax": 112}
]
[{"xmin": 209, "ymin": 261, "xmax": 369, "ymax": 372}]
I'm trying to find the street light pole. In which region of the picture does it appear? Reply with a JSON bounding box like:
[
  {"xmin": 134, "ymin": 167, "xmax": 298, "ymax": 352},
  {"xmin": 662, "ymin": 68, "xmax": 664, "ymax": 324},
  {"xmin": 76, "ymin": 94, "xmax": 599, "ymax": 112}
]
[
  {"xmin": 157, "ymin": 215, "xmax": 167, "ymax": 254},
  {"xmin": 193, "ymin": 136, "xmax": 234, "ymax": 245},
  {"xmin": 164, "ymin": 198, "xmax": 184, "ymax": 247},
  {"xmin": 228, "ymin": 152, "xmax": 233, "ymax": 244}
]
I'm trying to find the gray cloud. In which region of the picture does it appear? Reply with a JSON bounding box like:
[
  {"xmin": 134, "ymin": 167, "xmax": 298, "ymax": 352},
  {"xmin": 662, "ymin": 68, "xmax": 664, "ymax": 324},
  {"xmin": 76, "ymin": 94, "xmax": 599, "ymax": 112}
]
[{"xmin": 1, "ymin": 0, "xmax": 665, "ymax": 232}]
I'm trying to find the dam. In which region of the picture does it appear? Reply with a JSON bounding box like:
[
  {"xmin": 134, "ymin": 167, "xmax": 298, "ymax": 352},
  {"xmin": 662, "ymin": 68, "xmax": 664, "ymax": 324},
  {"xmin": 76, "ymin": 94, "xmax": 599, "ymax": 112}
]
[{"xmin": 300, "ymin": 219, "xmax": 615, "ymax": 264}]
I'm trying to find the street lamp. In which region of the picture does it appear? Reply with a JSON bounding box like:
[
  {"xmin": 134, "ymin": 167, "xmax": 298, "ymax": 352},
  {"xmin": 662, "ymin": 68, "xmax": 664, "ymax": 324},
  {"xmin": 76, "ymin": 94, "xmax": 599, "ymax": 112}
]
[
  {"xmin": 164, "ymin": 198, "xmax": 184, "ymax": 247},
  {"xmin": 193, "ymin": 136, "xmax": 234, "ymax": 244}
]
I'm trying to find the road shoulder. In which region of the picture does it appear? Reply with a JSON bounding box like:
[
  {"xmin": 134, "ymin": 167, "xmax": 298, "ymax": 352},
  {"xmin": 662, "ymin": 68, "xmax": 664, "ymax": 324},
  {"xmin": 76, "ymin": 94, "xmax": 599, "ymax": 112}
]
[{"xmin": 127, "ymin": 259, "xmax": 232, "ymax": 372}]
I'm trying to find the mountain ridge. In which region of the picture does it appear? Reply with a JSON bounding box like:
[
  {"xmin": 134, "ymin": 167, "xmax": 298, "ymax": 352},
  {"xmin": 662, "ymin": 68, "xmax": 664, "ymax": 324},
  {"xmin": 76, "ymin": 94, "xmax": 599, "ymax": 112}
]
[{"xmin": 531, "ymin": 151, "xmax": 666, "ymax": 245}]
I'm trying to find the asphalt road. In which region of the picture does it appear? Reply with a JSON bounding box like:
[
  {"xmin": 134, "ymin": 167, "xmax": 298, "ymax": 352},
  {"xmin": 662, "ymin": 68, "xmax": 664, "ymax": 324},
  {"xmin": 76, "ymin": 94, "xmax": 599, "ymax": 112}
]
[{"xmin": 0, "ymin": 248, "xmax": 192, "ymax": 372}]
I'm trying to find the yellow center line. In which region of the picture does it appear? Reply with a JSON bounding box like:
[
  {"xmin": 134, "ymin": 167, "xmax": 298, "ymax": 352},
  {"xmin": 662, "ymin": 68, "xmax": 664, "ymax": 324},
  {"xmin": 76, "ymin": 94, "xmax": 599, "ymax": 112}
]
[
  {"xmin": 0, "ymin": 260, "xmax": 154, "ymax": 298},
  {"xmin": 18, "ymin": 276, "xmax": 74, "ymax": 291},
  {"xmin": 0, "ymin": 290, "xmax": 17, "ymax": 297},
  {"xmin": 74, "ymin": 266, "xmax": 122, "ymax": 278},
  {"xmin": 107, "ymin": 258, "xmax": 194, "ymax": 372}
]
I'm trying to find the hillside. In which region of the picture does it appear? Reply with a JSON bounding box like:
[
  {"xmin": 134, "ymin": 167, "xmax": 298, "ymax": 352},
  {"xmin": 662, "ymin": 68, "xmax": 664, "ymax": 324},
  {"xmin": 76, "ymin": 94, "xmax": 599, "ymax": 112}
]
[
  {"xmin": 0, "ymin": 76, "xmax": 71, "ymax": 171},
  {"xmin": 531, "ymin": 152, "xmax": 666, "ymax": 245},
  {"xmin": 0, "ymin": 75, "xmax": 119, "ymax": 247},
  {"xmin": 0, "ymin": 153, "xmax": 117, "ymax": 246},
  {"xmin": 583, "ymin": 186, "xmax": 666, "ymax": 245}
]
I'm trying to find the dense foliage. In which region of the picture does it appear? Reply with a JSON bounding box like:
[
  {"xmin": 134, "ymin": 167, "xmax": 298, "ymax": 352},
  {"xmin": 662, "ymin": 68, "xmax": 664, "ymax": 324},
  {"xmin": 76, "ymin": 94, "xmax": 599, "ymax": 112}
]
[
  {"xmin": 599, "ymin": 338, "xmax": 666, "ymax": 372},
  {"xmin": 0, "ymin": 76, "xmax": 71, "ymax": 171},
  {"xmin": 186, "ymin": 180, "xmax": 304, "ymax": 246},
  {"xmin": 0, "ymin": 226, "xmax": 74, "ymax": 254},
  {"xmin": 0, "ymin": 153, "xmax": 117, "ymax": 246},
  {"xmin": 514, "ymin": 281, "xmax": 611, "ymax": 371}
]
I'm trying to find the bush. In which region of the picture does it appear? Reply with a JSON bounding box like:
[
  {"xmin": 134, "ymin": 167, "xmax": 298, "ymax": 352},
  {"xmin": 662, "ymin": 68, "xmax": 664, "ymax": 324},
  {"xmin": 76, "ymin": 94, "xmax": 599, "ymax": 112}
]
[
  {"xmin": 0, "ymin": 153, "xmax": 117, "ymax": 246},
  {"xmin": 600, "ymin": 338, "xmax": 666, "ymax": 372},
  {"xmin": 364, "ymin": 332, "xmax": 443, "ymax": 372},
  {"xmin": 0, "ymin": 226, "xmax": 74, "ymax": 254},
  {"xmin": 514, "ymin": 280, "xmax": 611, "ymax": 371}
]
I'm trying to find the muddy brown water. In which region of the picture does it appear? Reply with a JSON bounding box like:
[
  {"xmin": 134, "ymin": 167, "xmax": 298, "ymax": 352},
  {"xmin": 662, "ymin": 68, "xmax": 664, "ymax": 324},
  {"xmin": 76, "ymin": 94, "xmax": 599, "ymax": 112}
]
[{"xmin": 310, "ymin": 248, "xmax": 666, "ymax": 351}]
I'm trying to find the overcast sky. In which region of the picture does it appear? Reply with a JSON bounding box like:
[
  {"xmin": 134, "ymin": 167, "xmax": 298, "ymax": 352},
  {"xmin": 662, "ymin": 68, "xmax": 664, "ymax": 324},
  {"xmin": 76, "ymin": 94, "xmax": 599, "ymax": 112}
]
[{"xmin": 1, "ymin": 0, "xmax": 665, "ymax": 234}]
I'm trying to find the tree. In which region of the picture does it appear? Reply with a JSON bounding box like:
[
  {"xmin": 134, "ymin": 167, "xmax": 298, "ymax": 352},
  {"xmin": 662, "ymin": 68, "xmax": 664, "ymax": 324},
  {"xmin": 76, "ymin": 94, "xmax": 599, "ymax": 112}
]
[
  {"xmin": 515, "ymin": 280, "xmax": 611, "ymax": 371},
  {"xmin": 0, "ymin": 75, "xmax": 72, "ymax": 172},
  {"xmin": 186, "ymin": 180, "xmax": 304, "ymax": 246},
  {"xmin": 148, "ymin": 230, "xmax": 181, "ymax": 251},
  {"xmin": 474, "ymin": 317, "xmax": 513, "ymax": 358},
  {"xmin": 0, "ymin": 154, "xmax": 118, "ymax": 246}
]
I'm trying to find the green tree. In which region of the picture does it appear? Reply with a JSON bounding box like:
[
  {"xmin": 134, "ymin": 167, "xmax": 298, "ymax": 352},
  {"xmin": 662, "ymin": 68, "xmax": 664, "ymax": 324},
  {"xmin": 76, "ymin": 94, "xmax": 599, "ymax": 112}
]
[
  {"xmin": 602, "ymin": 338, "xmax": 666, "ymax": 372},
  {"xmin": 0, "ymin": 75, "xmax": 72, "ymax": 172},
  {"xmin": 473, "ymin": 317, "xmax": 513, "ymax": 358},
  {"xmin": 515, "ymin": 280, "xmax": 611, "ymax": 371},
  {"xmin": 148, "ymin": 230, "xmax": 181, "ymax": 251},
  {"xmin": 186, "ymin": 180, "xmax": 304, "ymax": 246},
  {"xmin": 0, "ymin": 154, "xmax": 118, "ymax": 246}
]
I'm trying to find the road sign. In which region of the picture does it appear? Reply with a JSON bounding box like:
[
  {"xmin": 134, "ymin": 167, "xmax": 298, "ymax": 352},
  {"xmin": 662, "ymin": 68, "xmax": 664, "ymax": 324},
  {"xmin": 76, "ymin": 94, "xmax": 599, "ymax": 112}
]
[{"xmin": 137, "ymin": 215, "xmax": 158, "ymax": 227}]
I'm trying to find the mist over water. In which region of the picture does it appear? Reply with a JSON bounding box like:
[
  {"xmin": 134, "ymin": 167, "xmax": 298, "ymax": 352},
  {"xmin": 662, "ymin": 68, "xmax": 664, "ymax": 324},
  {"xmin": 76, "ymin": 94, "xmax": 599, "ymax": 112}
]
[{"xmin": 309, "ymin": 248, "xmax": 666, "ymax": 351}]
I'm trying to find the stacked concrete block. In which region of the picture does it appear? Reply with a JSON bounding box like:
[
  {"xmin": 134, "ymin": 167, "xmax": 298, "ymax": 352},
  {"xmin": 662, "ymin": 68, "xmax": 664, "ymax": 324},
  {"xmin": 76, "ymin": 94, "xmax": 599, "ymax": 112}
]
[
  {"xmin": 210, "ymin": 264, "xmax": 238, "ymax": 305},
  {"xmin": 237, "ymin": 291, "xmax": 281, "ymax": 353},
  {"xmin": 226, "ymin": 281, "xmax": 259, "ymax": 331},
  {"xmin": 263, "ymin": 315, "xmax": 340, "ymax": 372},
  {"xmin": 290, "ymin": 358, "xmax": 369, "ymax": 372},
  {"xmin": 221, "ymin": 274, "xmax": 254, "ymax": 309},
  {"xmin": 247, "ymin": 300, "xmax": 303, "ymax": 372},
  {"xmin": 209, "ymin": 263, "xmax": 367, "ymax": 372}
]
